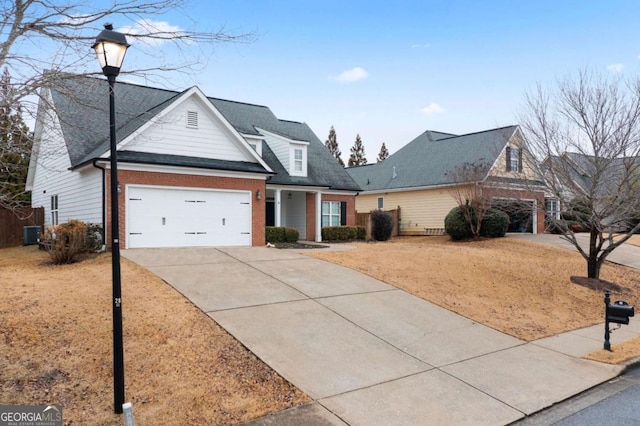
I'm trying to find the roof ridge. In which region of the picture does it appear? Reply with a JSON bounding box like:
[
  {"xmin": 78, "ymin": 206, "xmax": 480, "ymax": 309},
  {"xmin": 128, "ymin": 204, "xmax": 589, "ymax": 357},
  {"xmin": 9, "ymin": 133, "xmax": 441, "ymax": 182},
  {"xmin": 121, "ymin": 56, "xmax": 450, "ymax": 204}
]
[
  {"xmin": 445, "ymin": 125, "xmax": 518, "ymax": 140},
  {"xmin": 278, "ymin": 118, "xmax": 304, "ymax": 125},
  {"xmin": 208, "ymin": 96, "xmax": 270, "ymax": 109}
]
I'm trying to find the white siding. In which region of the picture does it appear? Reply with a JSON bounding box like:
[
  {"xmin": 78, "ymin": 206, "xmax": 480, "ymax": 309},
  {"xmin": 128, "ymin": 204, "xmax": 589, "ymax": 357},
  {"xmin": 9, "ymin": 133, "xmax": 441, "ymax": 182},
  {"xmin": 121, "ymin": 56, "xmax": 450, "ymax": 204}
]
[
  {"xmin": 282, "ymin": 192, "xmax": 306, "ymax": 239},
  {"xmin": 30, "ymin": 110, "xmax": 103, "ymax": 227},
  {"xmin": 263, "ymin": 132, "xmax": 290, "ymax": 171},
  {"xmin": 124, "ymin": 96, "xmax": 254, "ymax": 162}
]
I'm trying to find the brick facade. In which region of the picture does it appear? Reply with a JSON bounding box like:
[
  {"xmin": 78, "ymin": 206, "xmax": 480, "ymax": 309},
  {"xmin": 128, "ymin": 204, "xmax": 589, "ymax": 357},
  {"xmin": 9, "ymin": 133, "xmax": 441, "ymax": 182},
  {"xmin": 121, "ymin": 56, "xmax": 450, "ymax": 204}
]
[
  {"xmin": 305, "ymin": 193, "xmax": 357, "ymax": 241},
  {"xmin": 106, "ymin": 169, "xmax": 266, "ymax": 248}
]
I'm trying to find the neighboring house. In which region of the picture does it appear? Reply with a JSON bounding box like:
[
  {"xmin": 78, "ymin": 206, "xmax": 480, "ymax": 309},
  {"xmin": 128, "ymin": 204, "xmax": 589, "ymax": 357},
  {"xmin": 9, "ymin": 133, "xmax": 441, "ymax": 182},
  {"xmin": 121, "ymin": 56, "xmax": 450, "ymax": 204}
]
[
  {"xmin": 541, "ymin": 152, "xmax": 640, "ymax": 229},
  {"xmin": 347, "ymin": 125, "xmax": 548, "ymax": 235},
  {"xmin": 26, "ymin": 76, "xmax": 360, "ymax": 248}
]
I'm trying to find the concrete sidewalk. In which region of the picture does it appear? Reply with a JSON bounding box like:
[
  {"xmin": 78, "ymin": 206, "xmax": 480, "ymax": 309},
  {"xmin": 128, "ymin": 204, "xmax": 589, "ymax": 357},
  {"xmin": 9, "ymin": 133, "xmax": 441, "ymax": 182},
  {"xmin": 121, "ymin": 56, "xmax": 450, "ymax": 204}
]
[{"xmin": 122, "ymin": 245, "xmax": 636, "ymax": 426}]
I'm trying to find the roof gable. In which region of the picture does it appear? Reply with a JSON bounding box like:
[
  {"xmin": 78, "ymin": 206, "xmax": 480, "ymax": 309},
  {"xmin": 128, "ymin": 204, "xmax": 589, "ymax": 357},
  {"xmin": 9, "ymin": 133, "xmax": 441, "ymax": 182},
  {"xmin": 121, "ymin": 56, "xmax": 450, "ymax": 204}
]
[{"xmin": 119, "ymin": 87, "xmax": 271, "ymax": 170}]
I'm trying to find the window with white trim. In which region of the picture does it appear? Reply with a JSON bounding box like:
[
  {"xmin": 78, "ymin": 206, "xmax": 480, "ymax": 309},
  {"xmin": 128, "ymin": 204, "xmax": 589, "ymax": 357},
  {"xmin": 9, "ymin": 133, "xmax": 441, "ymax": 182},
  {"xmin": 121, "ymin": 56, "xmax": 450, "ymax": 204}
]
[
  {"xmin": 294, "ymin": 148, "xmax": 303, "ymax": 172},
  {"xmin": 377, "ymin": 197, "xmax": 384, "ymax": 209},
  {"xmin": 51, "ymin": 195, "xmax": 59, "ymax": 225},
  {"xmin": 545, "ymin": 198, "xmax": 560, "ymax": 220},
  {"xmin": 289, "ymin": 143, "xmax": 307, "ymax": 176},
  {"xmin": 322, "ymin": 201, "xmax": 341, "ymax": 227}
]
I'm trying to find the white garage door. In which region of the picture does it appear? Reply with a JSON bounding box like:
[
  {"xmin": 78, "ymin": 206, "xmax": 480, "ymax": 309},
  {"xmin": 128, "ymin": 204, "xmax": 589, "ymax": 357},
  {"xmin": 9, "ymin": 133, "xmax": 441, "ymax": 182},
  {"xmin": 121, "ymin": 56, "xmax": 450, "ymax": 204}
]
[{"xmin": 127, "ymin": 186, "xmax": 252, "ymax": 248}]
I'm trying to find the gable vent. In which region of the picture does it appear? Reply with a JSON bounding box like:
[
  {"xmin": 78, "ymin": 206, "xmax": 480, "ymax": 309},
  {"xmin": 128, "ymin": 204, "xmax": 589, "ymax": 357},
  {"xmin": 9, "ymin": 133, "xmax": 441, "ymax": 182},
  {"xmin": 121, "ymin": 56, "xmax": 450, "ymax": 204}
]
[{"xmin": 186, "ymin": 110, "xmax": 198, "ymax": 128}]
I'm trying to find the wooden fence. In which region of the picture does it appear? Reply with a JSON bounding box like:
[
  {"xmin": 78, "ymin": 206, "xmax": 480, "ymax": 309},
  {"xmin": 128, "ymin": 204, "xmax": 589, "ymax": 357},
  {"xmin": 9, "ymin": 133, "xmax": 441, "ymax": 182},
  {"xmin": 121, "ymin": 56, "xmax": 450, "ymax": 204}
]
[
  {"xmin": 356, "ymin": 207, "xmax": 401, "ymax": 240},
  {"xmin": 0, "ymin": 207, "xmax": 45, "ymax": 248}
]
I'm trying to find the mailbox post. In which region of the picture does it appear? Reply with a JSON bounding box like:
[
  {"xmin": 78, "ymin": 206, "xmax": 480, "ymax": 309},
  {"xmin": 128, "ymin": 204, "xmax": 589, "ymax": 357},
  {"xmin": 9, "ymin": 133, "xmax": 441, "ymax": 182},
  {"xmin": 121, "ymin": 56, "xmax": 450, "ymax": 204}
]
[{"xmin": 604, "ymin": 290, "xmax": 635, "ymax": 351}]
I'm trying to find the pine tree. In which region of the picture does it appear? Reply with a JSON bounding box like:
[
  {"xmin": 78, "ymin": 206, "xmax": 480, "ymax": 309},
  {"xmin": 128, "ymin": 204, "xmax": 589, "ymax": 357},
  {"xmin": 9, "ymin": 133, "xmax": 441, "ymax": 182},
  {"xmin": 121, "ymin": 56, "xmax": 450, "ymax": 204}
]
[
  {"xmin": 348, "ymin": 134, "xmax": 368, "ymax": 167},
  {"xmin": 377, "ymin": 142, "xmax": 389, "ymax": 162},
  {"xmin": 0, "ymin": 68, "xmax": 32, "ymax": 208},
  {"xmin": 324, "ymin": 125, "xmax": 344, "ymax": 166}
]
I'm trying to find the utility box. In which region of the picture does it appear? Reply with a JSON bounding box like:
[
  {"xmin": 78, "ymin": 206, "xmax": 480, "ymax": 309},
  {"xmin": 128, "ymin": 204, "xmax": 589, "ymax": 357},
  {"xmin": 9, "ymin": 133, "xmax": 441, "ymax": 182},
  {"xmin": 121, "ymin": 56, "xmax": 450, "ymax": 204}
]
[{"xmin": 23, "ymin": 225, "xmax": 41, "ymax": 246}]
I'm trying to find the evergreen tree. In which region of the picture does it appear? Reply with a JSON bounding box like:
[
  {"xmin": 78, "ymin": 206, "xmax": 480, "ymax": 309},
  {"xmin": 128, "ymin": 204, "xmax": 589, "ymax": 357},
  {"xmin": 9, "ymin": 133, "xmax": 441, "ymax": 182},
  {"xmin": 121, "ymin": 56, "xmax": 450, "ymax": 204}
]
[
  {"xmin": 348, "ymin": 134, "xmax": 368, "ymax": 167},
  {"xmin": 377, "ymin": 142, "xmax": 389, "ymax": 162},
  {"xmin": 0, "ymin": 68, "xmax": 31, "ymax": 208},
  {"xmin": 324, "ymin": 125, "xmax": 344, "ymax": 166}
]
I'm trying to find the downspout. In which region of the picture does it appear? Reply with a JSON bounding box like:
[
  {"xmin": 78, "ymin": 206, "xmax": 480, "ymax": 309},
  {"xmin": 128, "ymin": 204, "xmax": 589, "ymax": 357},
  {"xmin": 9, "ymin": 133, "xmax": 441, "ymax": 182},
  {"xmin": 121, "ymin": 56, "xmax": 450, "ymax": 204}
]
[{"xmin": 92, "ymin": 160, "xmax": 107, "ymax": 251}]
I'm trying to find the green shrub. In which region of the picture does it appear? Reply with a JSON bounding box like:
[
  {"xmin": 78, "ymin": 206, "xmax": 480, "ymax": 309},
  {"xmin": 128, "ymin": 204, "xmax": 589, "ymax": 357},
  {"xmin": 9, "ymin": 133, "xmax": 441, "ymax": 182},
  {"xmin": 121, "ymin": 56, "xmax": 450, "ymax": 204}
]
[
  {"xmin": 284, "ymin": 227, "xmax": 299, "ymax": 243},
  {"xmin": 480, "ymin": 209, "xmax": 509, "ymax": 238},
  {"xmin": 547, "ymin": 219, "xmax": 568, "ymax": 234},
  {"xmin": 266, "ymin": 226, "xmax": 299, "ymax": 243},
  {"xmin": 370, "ymin": 210, "xmax": 393, "ymax": 241},
  {"xmin": 322, "ymin": 226, "xmax": 361, "ymax": 241},
  {"xmin": 445, "ymin": 206, "xmax": 508, "ymax": 240},
  {"xmin": 444, "ymin": 207, "xmax": 473, "ymax": 240},
  {"xmin": 42, "ymin": 220, "xmax": 88, "ymax": 264}
]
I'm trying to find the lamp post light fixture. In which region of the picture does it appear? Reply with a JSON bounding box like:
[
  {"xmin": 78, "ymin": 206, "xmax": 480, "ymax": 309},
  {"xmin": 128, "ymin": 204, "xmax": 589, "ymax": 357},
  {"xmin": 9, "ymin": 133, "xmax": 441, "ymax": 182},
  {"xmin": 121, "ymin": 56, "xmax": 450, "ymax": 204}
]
[{"xmin": 92, "ymin": 23, "xmax": 129, "ymax": 415}]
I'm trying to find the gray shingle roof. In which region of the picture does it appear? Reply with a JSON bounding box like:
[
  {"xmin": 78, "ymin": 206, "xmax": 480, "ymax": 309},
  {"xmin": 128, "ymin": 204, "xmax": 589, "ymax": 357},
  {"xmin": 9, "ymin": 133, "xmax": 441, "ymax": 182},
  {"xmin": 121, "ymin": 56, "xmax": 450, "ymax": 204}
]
[
  {"xmin": 347, "ymin": 126, "xmax": 518, "ymax": 191},
  {"xmin": 117, "ymin": 151, "xmax": 270, "ymax": 174},
  {"xmin": 47, "ymin": 76, "xmax": 360, "ymax": 191}
]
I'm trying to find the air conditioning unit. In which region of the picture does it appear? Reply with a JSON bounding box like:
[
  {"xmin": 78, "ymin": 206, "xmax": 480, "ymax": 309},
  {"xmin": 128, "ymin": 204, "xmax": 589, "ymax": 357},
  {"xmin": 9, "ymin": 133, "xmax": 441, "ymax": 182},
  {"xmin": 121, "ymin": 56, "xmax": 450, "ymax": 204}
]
[{"xmin": 23, "ymin": 226, "xmax": 42, "ymax": 245}]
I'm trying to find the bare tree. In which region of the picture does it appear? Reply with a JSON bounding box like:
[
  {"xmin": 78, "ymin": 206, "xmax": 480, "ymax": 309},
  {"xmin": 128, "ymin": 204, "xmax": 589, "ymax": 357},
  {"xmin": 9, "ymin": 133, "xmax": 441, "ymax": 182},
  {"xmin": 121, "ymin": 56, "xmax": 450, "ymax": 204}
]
[
  {"xmin": 445, "ymin": 160, "xmax": 494, "ymax": 240},
  {"xmin": 0, "ymin": 0, "xmax": 254, "ymax": 210},
  {"xmin": 520, "ymin": 69, "xmax": 640, "ymax": 279}
]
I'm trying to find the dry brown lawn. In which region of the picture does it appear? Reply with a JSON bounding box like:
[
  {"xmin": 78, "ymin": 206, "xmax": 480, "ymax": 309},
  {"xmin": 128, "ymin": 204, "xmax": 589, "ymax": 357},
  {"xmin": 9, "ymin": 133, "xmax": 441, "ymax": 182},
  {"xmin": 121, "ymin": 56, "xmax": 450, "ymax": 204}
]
[
  {"xmin": 306, "ymin": 236, "xmax": 640, "ymax": 364},
  {"xmin": 0, "ymin": 246, "xmax": 309, "ymax": 425}
]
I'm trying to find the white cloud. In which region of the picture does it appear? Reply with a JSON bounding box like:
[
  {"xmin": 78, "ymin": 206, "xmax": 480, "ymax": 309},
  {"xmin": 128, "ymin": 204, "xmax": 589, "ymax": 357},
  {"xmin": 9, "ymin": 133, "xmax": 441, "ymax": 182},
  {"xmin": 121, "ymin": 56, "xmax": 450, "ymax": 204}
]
[
  {"xmin": 607, "ymin": 63, "xmax": 624, "ymax": 73},
  {"xmin": 411, "ymin": 43, "xmax": 431, "ymax": 49},
  {"xmin": 419, "ymin": 103, "xmax": 445, "ymax": 115},
  {"xmin": 119, "ymin": 19, "xmax": 187, "ymax": 46},
  {"xmin": 331, "ymin": 67, "xmax": 369, "ymax": 83}
]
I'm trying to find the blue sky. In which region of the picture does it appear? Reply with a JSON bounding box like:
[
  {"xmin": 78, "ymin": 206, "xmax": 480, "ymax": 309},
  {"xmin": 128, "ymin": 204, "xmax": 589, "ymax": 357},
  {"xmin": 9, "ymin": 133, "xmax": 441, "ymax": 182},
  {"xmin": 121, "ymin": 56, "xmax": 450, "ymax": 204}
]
[{"xmin": 115, "ymin": 0, "xmax": 640, "ymax": 160}]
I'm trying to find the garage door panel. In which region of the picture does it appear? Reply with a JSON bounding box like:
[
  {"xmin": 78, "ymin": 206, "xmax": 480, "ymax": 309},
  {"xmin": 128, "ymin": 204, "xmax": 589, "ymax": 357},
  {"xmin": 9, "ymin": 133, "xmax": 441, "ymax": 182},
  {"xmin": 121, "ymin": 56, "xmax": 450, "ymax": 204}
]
[{"xmin": 127, "ymin": 186, "xmax": 252, "ymax": 248}]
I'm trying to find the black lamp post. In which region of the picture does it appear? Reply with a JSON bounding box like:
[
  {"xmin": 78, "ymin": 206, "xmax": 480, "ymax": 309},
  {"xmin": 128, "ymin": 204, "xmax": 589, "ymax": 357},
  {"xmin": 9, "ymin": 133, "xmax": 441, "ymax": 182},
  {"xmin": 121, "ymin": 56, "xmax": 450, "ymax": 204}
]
[{"xmin": 92, "ymin": 23, "xmax": 130, "ymax": 415}]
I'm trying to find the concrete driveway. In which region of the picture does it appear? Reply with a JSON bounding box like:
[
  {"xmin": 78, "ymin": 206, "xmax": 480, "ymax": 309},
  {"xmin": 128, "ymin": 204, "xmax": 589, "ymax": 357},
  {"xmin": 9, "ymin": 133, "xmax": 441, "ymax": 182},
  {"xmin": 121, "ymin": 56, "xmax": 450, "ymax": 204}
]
[{"xmin": 122, "ymin": 246, "xmax": 630, "ymax": 426}]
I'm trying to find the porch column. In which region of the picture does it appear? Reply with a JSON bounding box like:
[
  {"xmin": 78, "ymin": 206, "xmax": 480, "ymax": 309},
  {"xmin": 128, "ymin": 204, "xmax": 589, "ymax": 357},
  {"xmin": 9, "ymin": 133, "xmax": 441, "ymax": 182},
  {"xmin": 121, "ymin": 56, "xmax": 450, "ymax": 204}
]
[
  {"xmin": 315, "ymin": 191, "xmax": 322, "ymax": 242},
  {"xmin": 275, "ymin": 189, "xmax": 282, "ymax": 227}
]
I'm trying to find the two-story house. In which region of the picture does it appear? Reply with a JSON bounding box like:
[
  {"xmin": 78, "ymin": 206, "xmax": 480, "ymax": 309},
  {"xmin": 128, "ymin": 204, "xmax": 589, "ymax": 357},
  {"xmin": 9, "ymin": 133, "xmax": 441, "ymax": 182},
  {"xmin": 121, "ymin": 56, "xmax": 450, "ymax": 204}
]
[{"xmin": 26, "ymin": 76, "xmax": 360, "ymax": 248}]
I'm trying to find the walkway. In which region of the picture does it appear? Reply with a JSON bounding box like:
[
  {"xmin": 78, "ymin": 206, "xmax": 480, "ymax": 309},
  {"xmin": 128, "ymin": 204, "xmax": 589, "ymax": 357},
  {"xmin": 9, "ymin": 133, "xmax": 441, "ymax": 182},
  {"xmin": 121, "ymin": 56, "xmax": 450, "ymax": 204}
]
[{"xmin": 122, "ymin": 242, "xmax": 639, "ymax": 425}]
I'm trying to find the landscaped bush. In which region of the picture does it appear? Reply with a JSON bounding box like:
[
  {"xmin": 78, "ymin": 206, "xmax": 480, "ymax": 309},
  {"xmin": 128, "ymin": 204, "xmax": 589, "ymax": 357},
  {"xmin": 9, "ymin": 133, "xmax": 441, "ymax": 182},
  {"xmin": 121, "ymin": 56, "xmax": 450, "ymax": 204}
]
[
  {"xmin": 444, "ymin": 207, "xmax": 473, "ymax": 240},
  {"xmin": 370, "ymin": 210, "xmax": 393, "ymax": 241},
  {"xmin": 445, "ymin": 206, "xmax": 509, "ymax": 240},
  {"xmin": 265, "ymin": 226, "xmax": 299, "ymax": 243},
  {"xmin": 480, "ymin": 209, "xmax": 509, "ymax": 238},
  {"xmin": 42, "ymin": 220, "xmax": 88, "ymax": 264},
  {"xmin": 284, "ymin": 227, "xmax": 299, "ymax": 242},
  {"xmin": 547, "ymin": 219, "xmax": 568, "ymax": 234},
  {"xmin": 321, "ymin": 226, "xmax": 363, "ymax": 241}
]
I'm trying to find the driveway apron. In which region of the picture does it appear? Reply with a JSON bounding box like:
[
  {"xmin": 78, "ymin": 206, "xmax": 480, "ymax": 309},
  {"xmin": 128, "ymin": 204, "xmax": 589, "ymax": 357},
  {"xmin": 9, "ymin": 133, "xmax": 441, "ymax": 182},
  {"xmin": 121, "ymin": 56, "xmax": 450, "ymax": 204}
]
[{"xmin": 123, "ymin": 247, "xmax": 622, "ymax": 426}]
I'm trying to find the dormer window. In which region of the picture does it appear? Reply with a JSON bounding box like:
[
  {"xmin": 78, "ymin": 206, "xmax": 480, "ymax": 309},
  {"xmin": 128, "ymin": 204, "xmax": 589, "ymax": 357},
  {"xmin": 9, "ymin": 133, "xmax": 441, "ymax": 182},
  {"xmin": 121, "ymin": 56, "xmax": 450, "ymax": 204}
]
[
  {"xmin": 294, "ymin": 148, "xmax": 303, "ymax": 172},
  {"xmin": 290, "ymin": 143, "xmax": 307, "ymax": 176}
]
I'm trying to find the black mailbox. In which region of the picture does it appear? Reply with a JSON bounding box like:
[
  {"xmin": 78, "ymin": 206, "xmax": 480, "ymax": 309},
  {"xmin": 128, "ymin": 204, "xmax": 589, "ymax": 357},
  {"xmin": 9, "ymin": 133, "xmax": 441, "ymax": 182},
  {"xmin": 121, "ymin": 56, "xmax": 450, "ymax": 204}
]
[{"xmin": 607, "ymin": 300, "xmax": 635, "ymax": 325}]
